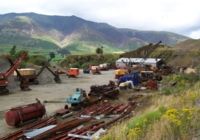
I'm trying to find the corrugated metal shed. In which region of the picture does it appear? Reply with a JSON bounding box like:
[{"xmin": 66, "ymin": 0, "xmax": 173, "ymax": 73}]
[{"xmin": 116, "ymin": 58, "xmax": 162, "ymax": 68}]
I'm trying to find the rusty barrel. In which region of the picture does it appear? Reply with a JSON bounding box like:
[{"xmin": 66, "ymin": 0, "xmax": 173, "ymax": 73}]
[{"xmin": 4, "ymin": 101, "xmax": 46, "ymax": 127}]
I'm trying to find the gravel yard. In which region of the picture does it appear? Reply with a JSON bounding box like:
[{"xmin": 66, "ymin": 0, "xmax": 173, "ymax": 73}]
[{"xmin": 0, "ymin": 70, "xmax": 115, "ymax": 136}]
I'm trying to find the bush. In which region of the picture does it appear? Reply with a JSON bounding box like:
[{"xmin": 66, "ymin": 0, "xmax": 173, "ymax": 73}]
[
  {"xmin": 61, "ymin": 54, "xmax": 119, "ymax": 68},
  {"xmin": 70, "ymin": 63, "xmax": 81, "ymax": 68},
  {"xmin": 161, "ymin": 88, "xmax": 172, "ymax": 95},
  {"xmin": 81, "ymin": 63, "xmax": 90, "ymax": 69},
  {"xmin": 161, "ymin": 74, "xmax": 200, "ymax": 95},
  {"xmin": 28, "ymin": 55, "xmax": 47, "ymax": 66},
  {"xmin": 125, "ymin": 107, "xmax": 166, "ymax": 139}
]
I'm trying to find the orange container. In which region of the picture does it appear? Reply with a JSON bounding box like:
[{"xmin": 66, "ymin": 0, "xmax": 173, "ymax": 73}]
[{"xmin": 67, "ymin": 68, "xmax": 79, "ymax": 77}]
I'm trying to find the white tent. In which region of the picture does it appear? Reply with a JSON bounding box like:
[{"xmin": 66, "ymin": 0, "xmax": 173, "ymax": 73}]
[{"xmin": 116, "ymin": 57, "xmax": 162, "ymax": 68}]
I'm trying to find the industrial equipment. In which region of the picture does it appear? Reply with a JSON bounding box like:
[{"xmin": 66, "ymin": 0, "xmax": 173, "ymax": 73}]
[
  {"xmin": 0, "ymin": 52, "xmax": 27, "ymax": 94},
  {"xmin": 146, "ymin": 79, "xmax": 158, "ymax": 90},
  {"xmin": 55, "ymin": 69, "xmax": 66, "ymax": 74},
  {"xmin": 66, "ymin": 88, "xmax": 87, "ymax": 107},
  {"xmin": 83, "ymin": 68, "xmax": 90, "ymax": 74},
  {"xmin": 118, "ymin": 72, "xmax": 140, "ymax": 86},
  {"xmin": 7, "ymin": 57, "xmax": 34, "ymax": 91},
  {"xmin": 34, "ymin": 52, "xmax": 61, "ymax": 84},
  {"xmin": 115, "ymin": 69, "xmax": 128, "ymax": 79},
  {"xmin": 4, "ymin": 99, "xmax": 46, "ymax": 127},
  {"xmin": 13, "ymin": 52, "xmax": 61, "ymax": 85},
  {"xmin": 15, "ymin": 68, "xmax": 39, "ymax": 84},
  {"xmin": 91, "ymin": 66, "xmax": 101, "ymax": 75},
  {"xmin": 89, "ymin": 82, "xmax": 119, "ymax": 99},
  {"xmin": 119, "ymin": 81, "xmax": 134, "ymax": 90},
  {"xmin": 99, "ymin": 63, "xmax": 109, "ymax": 71},
  {"xmin": 7, "ymin": 55, "xmax": 61, "ymax": 92},
  {"xmin": 140, "ymin": 71, "xmax": 162, "ymax": 82},
  {"xmin": 67, "ymin": 68, "xmax": 79, "ymax": 78}
]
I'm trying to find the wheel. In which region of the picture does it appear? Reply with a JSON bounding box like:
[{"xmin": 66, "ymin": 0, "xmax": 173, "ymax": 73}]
[
  {"xmin": 0, "ymin": 87, "xmax": 9, "ymax": 94},
  {"xmin": 54, "ymin": 76, "xmax": 61, "ymax": 83}
]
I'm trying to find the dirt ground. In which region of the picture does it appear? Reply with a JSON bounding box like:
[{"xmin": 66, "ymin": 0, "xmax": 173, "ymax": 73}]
[{"xmin": 0, "ymin": 70, "xmax": 115, "ymax": 137}]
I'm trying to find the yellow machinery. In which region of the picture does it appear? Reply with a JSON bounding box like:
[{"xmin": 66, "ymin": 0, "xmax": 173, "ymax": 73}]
[{"xmin": 115, "ymin": 69, "xmax": 128, "ymax": 79}]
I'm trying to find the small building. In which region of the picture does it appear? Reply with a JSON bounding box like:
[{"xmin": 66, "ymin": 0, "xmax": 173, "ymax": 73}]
[{"xmin": 115, "ymin": 57, "xmax": 164, "ymax": 68}]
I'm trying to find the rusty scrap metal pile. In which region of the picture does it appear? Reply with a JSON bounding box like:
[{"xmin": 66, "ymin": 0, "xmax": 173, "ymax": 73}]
[
  {"xmin": 1, "ymin": 101, "xmax": 136, "ymax": 140},
  {"xmin": 1, "ymin": 117, "xmax": 57, "ymax": 140},
  {"xmin": 0, "ymin": 74, "xmax": 146, "ymax": 140},
  {"xmin": 89, "ymin": 83, "xmax": 119, "ymax": 99}
]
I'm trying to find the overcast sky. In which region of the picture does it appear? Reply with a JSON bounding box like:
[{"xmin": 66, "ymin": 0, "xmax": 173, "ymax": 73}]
[{"xmin": 0, "ymin": 0, "xmax": 200, "ymax": 39}]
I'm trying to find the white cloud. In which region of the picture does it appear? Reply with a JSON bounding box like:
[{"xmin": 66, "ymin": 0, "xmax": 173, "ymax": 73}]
[
  {"xmin": 189, "ymin": 29, "xmax": 200, "ymax": 39},
  {"xmin": 0, "ymin": 0, "xmax": 200, "ymax": 38}
]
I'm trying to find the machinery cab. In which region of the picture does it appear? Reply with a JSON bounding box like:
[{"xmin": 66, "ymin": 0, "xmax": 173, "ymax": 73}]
[
  {"xmin": 67, "ymin": 68, "xmax": 79, "ymax": 78},
  {"xmin": 0, "ymin": 52, "xmax": 28, "ymax": 94},
  {"xmin": 66, "ymin": 88, "xmax": 86, "ymax": 106},
  {"xmin": 115, "ymin": 68, "xmax": 128, "ymax": 79},
  {"xmin": 118, "ymin": 71, "xmax": 140, "ymax": 86}
]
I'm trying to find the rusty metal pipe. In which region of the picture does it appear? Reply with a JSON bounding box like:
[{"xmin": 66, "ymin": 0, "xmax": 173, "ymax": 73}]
[{"xmin": 32, "ymin": 118, "xmax": 90, "ymax": 140}]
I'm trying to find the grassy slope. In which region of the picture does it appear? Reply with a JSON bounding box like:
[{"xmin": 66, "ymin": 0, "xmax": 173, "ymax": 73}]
[
  {"xmin": 101, "ymin": 74, "xmax": 200, "ymax": 140},
  {"xmin": 0, "ymin": 36, "xmax": 123, "ymax": 57},
  {"xmin": 65, "ymin": 41, "xmax": 124, "ymax": 55},
  {"xmin": 0, "ymin": 13, "xmax": 189, "ymax": 56},
  {"xmin": 121, "ymin": 39, "xmax": 200, "ymax": 67},
  {"xmin": 149, "ymin": 40, "xmax": 200, "ymax": 67},
  {"xmin": 0, "ymin": 31, "xmax": 59, "ymax": 55},
  {"xmin": 60, "ymin": 53, "xmax": 119, "ymax": 68}
]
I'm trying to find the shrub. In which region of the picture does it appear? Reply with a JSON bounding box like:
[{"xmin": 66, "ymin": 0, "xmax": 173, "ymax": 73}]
[
  {"xmin": 28, "ymin": 55, "xmax": 47, "ymax": 66},
  {"xmin": 161, "ymin": 74, "xmax": 200, "ymax": 95},
  {"xmin": 126, "ymin": 107, "xmax": 166, "ymax": 139},
  {"xmin": 61, "ymin": 54, "xmax": 119, "ymax": 68}
]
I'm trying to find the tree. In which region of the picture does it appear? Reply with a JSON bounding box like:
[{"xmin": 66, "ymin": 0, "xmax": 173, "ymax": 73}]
[
  {"xmin": 57, "ymin": 48, "xmax": 71, "ymax": 57},
  {"xmin": 49, "ymin": 52, "xmax": 55, "ymax": 59},
  {"xmin": 9, "ymin": 45, "xmax": 16, "ymax": 57},
  {"xmin": 96, "ymin": 47, "xmax": 103, "ymax": 55}
]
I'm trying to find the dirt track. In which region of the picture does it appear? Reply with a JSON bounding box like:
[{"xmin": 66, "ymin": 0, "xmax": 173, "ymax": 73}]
[{"xmin": 0, "ymin": 70, "xmax": 114, "ymax": 137}]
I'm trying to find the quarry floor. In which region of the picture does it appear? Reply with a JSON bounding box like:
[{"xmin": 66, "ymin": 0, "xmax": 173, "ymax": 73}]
[{"xmin": 0, "ymin": 70, "xmax": 115, "ymax": 137}]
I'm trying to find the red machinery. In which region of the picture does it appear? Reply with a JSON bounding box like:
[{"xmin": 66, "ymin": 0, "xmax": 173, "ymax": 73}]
[
  {"xmin": 0, "ymin": 52, "xmax": 27, "ymax": 94},
  {"xmin": 67, "ymin": 68, "xmax": 80, "ymax": 78},
  {"xmin": 33, "ymin": 52, "xmax": 61, "ymax": 84},
  {"xmin": 4, "ymin": 99, "xmax": 46, "ymax": 127},
  {"xmin": 11, "ymin": 52, "xmax": 61, "ymax": 86}
]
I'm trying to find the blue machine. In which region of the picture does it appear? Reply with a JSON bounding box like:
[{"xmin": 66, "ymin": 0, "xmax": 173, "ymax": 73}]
[
  {"xmin": 118, "ymin": 72, "xmax": 140, "ymax": 86},
  {"xmin": 66, "ymin": 88, "xmax": 86, "ymax": 105}
]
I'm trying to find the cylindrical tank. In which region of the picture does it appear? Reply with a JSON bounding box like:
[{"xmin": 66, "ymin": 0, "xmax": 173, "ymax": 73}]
[{"xmin": 4, "ymin": 100, "xmax": 46, "ymax": 127}]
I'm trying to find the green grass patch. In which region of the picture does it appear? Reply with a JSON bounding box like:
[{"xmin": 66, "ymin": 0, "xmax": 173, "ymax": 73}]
[
  {"xmin": 65, "ymin": 41, "xmax": 124, "ymax": 54},
  {"xmin": 161, "ymin": 74, "xmax": 200, "ymax": 95},
  {"xmin": 61, "ymin": 53, "xmax": 119, "ymax": 68}
]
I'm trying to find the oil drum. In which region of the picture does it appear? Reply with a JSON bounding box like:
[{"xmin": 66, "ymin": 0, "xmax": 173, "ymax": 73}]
[{"xmin": 4, "ymin": 99, "xmax": 46, "ymax": 126}]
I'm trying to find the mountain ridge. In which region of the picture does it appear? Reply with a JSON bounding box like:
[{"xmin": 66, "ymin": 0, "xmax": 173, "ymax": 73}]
[{"xmin": 0, "ymin": 12, "xmax": 189, "ymax": 54}]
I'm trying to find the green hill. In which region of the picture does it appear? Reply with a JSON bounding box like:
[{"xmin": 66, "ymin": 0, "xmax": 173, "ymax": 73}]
[
  {"xmin": 121, "ymin": 39, "xmax": 200, "ymax": 67},
  {"xmin": 0, "ymin": 12, "xmax": 189, "ymax": 55},
  {"xmin": 101, "ymin": 40, "xmax": 200, "ymax": 140}
]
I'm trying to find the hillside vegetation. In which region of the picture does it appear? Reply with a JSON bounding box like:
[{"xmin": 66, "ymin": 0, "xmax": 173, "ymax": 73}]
[
  {"xmin": 101, "ymin": 39, "xmax": 200, "ymax": 140},
  {"xmin": 0, "ymin": 13, "xmax": 188, "ymax": 55},
  {"xmin": 121, "ymin": 39, "xmax": 200, "ymax": 67},
  {"xmin": 101, "ymin": 74, "xmax": 200, "ymax": 140},
  {"xmin": 60, "ymin": 53, "xmax": 119, "ymax": 68}
]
